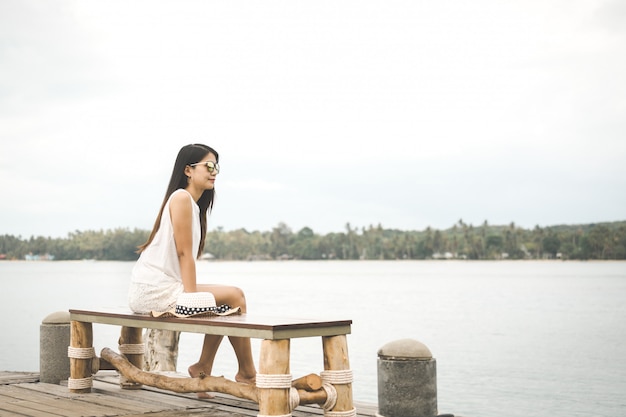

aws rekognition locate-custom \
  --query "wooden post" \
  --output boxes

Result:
[119,326,144,389]
[144,329,180,371]
[322,335,354,414]
[69,320,93,393]
[258,339,291,416]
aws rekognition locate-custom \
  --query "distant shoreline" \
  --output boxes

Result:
[2,219,625,261]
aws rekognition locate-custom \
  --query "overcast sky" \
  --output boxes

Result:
[1,0,625,238]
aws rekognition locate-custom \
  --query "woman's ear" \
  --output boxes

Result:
[184,165,192,178]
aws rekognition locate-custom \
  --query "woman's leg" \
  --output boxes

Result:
[193,284,257,383]
[188,334,224,399]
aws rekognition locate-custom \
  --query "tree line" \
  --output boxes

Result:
[1,220,625,262]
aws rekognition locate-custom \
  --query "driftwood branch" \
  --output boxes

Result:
[101,347,330,406]
[292,373,322,391]
[298,389,328,405]
[101,347,258,402]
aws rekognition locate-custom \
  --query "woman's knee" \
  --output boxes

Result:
[198,284,248,312]
[231,286,247,311]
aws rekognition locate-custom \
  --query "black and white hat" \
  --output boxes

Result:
[175,292,234,316]
[152,292,240,318]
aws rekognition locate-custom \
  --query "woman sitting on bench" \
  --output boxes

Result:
[128,143,257,398]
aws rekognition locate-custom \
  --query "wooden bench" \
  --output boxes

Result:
[68,308,355,417]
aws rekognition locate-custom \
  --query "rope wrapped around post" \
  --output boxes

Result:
[67,346,96,389]
[257,414,292,417]
[67,376,93,390]
[255,373,293,389]
[118,343,145,355]
[321,369,356,417]
[321,370,353,385]
[322,383,338,410]
[290,387,300,411]
[324,409,358,417]
[256,372,294,417]
[68,346,95,359]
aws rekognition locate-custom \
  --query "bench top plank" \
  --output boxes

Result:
[69,308,351,340]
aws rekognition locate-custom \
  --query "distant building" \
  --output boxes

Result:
[432,252,455,260]
[24,253,55,261]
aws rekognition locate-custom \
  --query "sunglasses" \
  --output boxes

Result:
[189,161,220,174]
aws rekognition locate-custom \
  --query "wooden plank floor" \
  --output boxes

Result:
[0,372,378,417]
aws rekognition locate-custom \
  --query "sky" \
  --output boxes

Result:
[1,0,625,238]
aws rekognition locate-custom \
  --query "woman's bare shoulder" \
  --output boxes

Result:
[169,189,192,210]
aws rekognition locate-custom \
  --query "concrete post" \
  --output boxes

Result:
[377,338,437,417]
[40,311,71,384]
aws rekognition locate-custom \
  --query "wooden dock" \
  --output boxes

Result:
[0,371,378,417]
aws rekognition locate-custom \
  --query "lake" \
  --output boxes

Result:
[1,260,625,417]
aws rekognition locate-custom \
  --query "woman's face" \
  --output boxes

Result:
[188,152,219,190]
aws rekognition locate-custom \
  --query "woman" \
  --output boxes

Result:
[128,143,256,397]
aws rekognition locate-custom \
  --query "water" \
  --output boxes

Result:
[1,260,625,417]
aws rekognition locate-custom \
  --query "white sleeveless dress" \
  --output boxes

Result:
[128,189,201,313]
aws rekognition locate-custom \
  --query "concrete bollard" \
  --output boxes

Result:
[377,338,437,417]
[40,311,71,384]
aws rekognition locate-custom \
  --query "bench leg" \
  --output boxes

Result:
[258,339,291,417]
[322,335,355,416]
[68,321,93,393]
[119,326,144,389]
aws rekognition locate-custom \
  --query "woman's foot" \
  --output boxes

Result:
[235,371,256,386]
[188,364,214,399]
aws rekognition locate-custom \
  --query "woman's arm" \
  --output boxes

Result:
[170,192,197,292]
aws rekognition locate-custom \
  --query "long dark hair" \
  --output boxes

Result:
[138,144,218,258]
